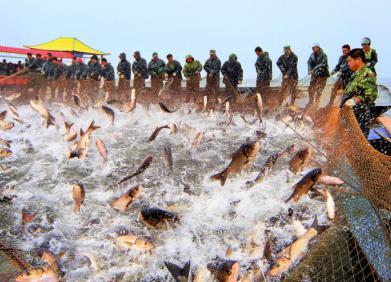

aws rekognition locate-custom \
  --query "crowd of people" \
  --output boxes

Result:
[0,59,24,76]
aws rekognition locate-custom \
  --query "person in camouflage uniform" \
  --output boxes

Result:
[53,58,67,100]
[339,48,378,137]
[87,55,101,101]
[164,54,182,93]
[361,37,378,75]
[132,51,148,96]
[183,54,202,101]
[25,53,44,95]
[329,44,353,106]
[101,58,116,100]
[221,53,243,102]
[117,52,131,100]
[148,52,165,96]
[255,46,272,96]
[307,43,330,107]
[204,49,221,97]
[276,45,298,106]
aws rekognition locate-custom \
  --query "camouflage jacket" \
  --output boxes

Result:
[276,52,298,80]
[308,49,329,78]
[204,57,221,77]
[255,52,272,81]
[164,60,183,79]
[183,60,202,78]
[117,59,131,80]
[66,63,78,80]
[132,58,148,79]
[75,62,88,80]
[88,61,102,80]
[333,54,353,86]
[364,48,378,75]
[345,67,378,105]
[221,60,243,84]
[101,63,115,81]
[148,59,165,77]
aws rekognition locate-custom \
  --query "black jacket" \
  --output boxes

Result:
[308,49,330,78]
[276,52,298,80]
[117,59,131,80]
[221,60,243,84]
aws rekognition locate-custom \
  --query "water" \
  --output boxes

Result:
[0,99,331,281]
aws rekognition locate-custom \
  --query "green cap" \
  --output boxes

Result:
[283,45,291,50]
[229,53,237,60]
[209,49,216,54]
[152,52,158,57]
[185,54,193,59]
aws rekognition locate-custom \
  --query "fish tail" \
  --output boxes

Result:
[88,120,100,132]
[5,140,12,148]
[47,114,56,128]
[210,170,228,186]
[164,261,191,282]
[284,193,294,203]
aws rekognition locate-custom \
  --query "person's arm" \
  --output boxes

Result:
[157,60,165,74]
[368,49,378,69]
[203,59,210,73]
[276,56,285,74]
[197,61,202,72]
[238,63,243,82]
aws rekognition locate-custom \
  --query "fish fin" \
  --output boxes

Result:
[164,261,190,282]
[46,114,56,128]
[310,216,330,234]
[87,120,100,132]
[210,170,228,186]
[284,192,294,203]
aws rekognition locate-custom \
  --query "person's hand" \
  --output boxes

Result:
[208,73,213,78]
[173,73,176,77]
[283,75,288,80]
[165,73,169,80]
[345,98,356,107]
[195,71,199,75]
[238,80,242,85]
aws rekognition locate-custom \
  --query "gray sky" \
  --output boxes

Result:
[2,0,390,79]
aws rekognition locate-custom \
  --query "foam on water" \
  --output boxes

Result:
[0,99,330,281]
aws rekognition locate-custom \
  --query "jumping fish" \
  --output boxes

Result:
[64,121,77,142]
[72,182,85,213]
[255,93,263,121]
[0,147,12,158]
[201,95,207,112]
[165,260,191,282]
[101,105,115,125]
[318,175,344,185]
[207,259,240,282]
[111,185,141,212]
[139,207,179,229]
[73,94,87,110]
[30,96,56,128]
[118,155,153,184]
[192,131,204,147]
[159,101,177,113]
[114,234,155,251]
[148,125,170,142]
[288,146,312,173]
[285,168,322,203]
[15,267,59,282]
[66,121,100,159]
[211,141,260,186]
[95,138,108,161]
[163,144,173,171]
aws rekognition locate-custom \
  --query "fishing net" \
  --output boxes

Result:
[286,106,391,282]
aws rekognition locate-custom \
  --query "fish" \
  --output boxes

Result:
[255,93,263,121]
[111,185,141,212]
[148,125,170,142]
[95,138,108,161]
[4,92,21,101]
[139,207,179,229]
[0,110,7,120]
[39,250,59,273]
[15,267,59,282]
[73,94,87,109]
[225,101,230,116]
[159,101,177,113]
[318,188,336,220]
[268,217,329,277]
[288,146,312,173]
[8,103,20,118]
[0,138,12,148]
[201,95,207,112]
[30,96,56,128]
[114,234,155,251]
[101,105,115,125]
[66,121,100,160]
[211,141,260,186]
[0,121,14,131]
[240,263,265,282]
[64,121,77,142]
[246,144,295,187]
[75,251,100,271]
[12,116,27,126]
[118,155,153,184]
[0,147,12,157]
[318,175,344,185]
[207,259,240,282]
[72,182,85,213]
[22,207,38,225]
[165,260,191,282]
[285,168,322,203]
[163,144,173,171]
[119,89,137,112]
[192,131,204,147]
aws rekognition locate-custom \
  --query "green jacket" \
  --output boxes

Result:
[345,67,378,105]
[183,60,202,78]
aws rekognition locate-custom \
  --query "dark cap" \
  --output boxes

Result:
[255,46,263,52]
[119,52,126,59]
[101,58,107,63]
[133,51,140,56]
[166,53,173,59]
[27,52,32,56]
[91,55,98,61]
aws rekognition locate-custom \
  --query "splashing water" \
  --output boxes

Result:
[0,99,330,281]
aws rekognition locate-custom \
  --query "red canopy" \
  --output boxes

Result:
[0,45,74,59]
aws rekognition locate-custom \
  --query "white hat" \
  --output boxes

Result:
[312,43,320,48]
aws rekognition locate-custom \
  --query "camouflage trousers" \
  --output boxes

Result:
[280,78,298,105]
[205,75,220,97]
[308,76,327,107]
